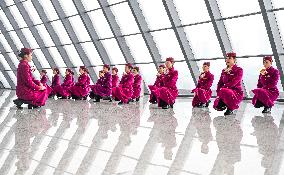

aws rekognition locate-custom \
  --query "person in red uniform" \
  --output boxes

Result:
[252,56,280,113]
[70,66,91,100]
[49,68,61,98]
[112,63,134,105]
[152,57,178,109]
[192,62,214,108]
[112,67,119,88]
[13,48,48,109]
[55,68,75,99]
[40,70,48,87]
[131,66,142,102]
[149,65,166,104]
[213,52,244,115]
[90,64,112,102]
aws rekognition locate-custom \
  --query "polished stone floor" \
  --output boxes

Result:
[0,90,283,175]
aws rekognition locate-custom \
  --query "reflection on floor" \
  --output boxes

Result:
[0,89,283,175]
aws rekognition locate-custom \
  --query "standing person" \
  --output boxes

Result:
[252,56,280,113]
[70,66,91,100]
[213,52,243,115]
[152,57,178,109]
[192,62,214,108]
[13,48,48,109]
[90,64,112,102]
[131,66,142,102]
[149,65,166,104]
[55,68,75,99]
[112,63,134,105]
[49,68,61,98]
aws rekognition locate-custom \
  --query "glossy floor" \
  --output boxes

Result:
[0,90,283,175]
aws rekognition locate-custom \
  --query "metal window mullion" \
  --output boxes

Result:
[98,0,149,93]
[0,68,14,88]
[72,0,112,65]
[127,0,162,69]
[162,0,200,85]
[258,0,284,89]
[0,3,47,81]
[14,0,58,71]
[0,81,3,88]
[31,0,79,78]
[0,41,17,75]
[204,0,249,97]
[50,0,98,83]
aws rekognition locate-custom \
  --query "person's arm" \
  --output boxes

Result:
[256,74,263,88]
[223,68,243,88]
[20,63,41,90]
[265,69,280,89]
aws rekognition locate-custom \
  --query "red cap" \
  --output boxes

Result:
[125,63,133,69]
[203,62,210,66]
[112,67,118,72]
[53,68,60,74]
[66,68,74,75]
[80,66,89,74]
[21,48,33,55]
[103,64,110,70]
[263,56,273,62]
[159,65,166,68]
[226,52,236,58]
[166,57,174,63]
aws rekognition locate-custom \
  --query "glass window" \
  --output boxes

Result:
[137,0,171,30]
[8,5,28,28]
[224,15,272,56]
[173,0,210,24]
[8,31,24,49]
[0,71,11,88]
[4,0,17,6]
[272,0,284,9]
[63,44,84,67]
[7,53,19,67]
[0,34,13,52]
[0,10,14,31]
[275,11,284,46]
[38,0,59,21]
[136,63,157,88]
[21,28,39,48]
[174,62,195,92]
[184,23,223,59]
[107,0,125,5]
[22,1,43,25]
[47,47,67,67]
[58,0,78,16]
[7,71,16,85]
[68,16,91,42]
[101,39,126,64]
[151,29,184,61]
[35,24,55,47]
[238,57,283,96]
[51,20,72,45]
[110,3,140,35]
[81,0,100,11]
[32,49,51,68]
[0,54,12,70]
[81,42,103,66]
[88,10,114,39]
[218,0,260,17]
[125,34,153,63]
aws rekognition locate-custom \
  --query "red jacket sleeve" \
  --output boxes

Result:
[256,74,263,88]
[20,63,40,90]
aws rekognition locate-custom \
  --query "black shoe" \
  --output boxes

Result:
[136,97,140,102]
[118,101,123,105]
[129,99,134,102]
[162,105,169,109]
[13,99,24,109]
[262,107,271,113]
[48,94,55,98]
[255,100,264,108]
[89,92,95,99]
[205,100,211,107]
[28,104,40,109]
[197,103,206,108]
[170,104,174,108]
[61,96,67,99]
[94,98,100,102]
[224,109,233,115]
[83,96,88,100]
[109,98,113,102]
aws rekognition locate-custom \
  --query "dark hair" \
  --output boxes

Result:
[133,66,139,72]
[53,68,60,74]
[112,67,118,73]
[66,68,74,75]
[80,66,89,74]
[99,70,104,74]
[41,69,47,74]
